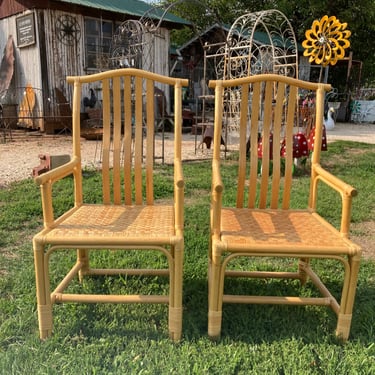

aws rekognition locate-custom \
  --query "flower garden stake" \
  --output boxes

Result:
[302,15,351,82]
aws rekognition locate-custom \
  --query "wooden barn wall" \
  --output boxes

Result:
[156,28,171,111]
[0,9,83,130]
[42,9,83,110]
[154,28,170,77]
[0,11,44,129]
[142,28,171,110]
[1,6,174,130]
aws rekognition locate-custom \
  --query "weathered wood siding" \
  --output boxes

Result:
[143,28,171,109]
[0,12,44,129]
[42,9,83,106]
[1,8,172,130]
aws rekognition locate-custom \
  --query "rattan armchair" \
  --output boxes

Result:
[208,74,361,341]
[33,69,188,341]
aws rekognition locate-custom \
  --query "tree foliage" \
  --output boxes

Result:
[163,0,375,86]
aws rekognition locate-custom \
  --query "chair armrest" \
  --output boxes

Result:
[34,157,80,186]
[212,159,224,194]
[313,164,357,198]
[211,159,224,237]
[311,164,357,237]
[34,157,80,228]
[174,158,184,233]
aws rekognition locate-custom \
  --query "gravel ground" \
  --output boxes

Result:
[0,131,208,187]
[1,122,374,187]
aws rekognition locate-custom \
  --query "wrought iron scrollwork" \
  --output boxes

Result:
[55,15,81,46]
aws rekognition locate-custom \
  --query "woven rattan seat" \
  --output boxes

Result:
[33,69,188,341]
[208,74,361,341]
[220,209,357,251]
[42,205,175,242]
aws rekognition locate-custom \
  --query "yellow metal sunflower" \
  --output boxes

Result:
[302,15,351,66]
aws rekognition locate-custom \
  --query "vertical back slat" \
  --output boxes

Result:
[282,84,298,209]
[112,76,122,204]
[248,81,260,208]
[145,79,154,205]
[311,85,325,164]
[134,76,143,205]
[270,81,286,209]
[174,79,184,230]
[309,84,326,208]
[72,79,83,206]
[102,78,111,204]
[212,82,224,161]
[259,81,273,208]
[174,81,183,161]
[236,83,249,208]
[123,75,133,205]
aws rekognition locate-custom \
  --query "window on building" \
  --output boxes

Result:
[84,18,115,71]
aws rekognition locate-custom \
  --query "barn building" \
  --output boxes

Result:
[0,0,189,133]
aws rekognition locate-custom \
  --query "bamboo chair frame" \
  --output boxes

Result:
[33,69,188,341]
[208,74,361,341]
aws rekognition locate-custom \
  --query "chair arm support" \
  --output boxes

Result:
[311,164,357,238]
[34,157,80,228]
[313,164,357,198]
[34,157,80,186]
[212,160,224,194]
[174,159,184,190]
[174,159,184,231]
[211,160,224,237]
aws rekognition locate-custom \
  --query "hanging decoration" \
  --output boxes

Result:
[55,15,81,46]
[302,15,351,67]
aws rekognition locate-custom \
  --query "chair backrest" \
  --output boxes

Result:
[209,74,331,210]
[67,68,188,206]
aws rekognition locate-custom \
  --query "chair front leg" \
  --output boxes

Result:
[33,239,53,339]
[336,254,361,341]
[169,242,183,341]
[208,241,224,339]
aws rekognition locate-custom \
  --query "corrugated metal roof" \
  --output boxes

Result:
[57,0,190,25]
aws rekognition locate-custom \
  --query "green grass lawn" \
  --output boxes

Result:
[0,141,374,374]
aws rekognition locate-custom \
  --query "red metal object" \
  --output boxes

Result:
[32,153,70,177]
[32,153,51,177]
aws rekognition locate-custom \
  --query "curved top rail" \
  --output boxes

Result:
[209,73,331,92]
[67,68,189,87]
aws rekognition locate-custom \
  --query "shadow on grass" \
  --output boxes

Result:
[180,274,375,345]
[42,259,375,346]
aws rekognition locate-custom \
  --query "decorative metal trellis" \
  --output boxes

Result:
[108,2,182,119]
[109,3,178,73]
[224,9,298,79]
[108,6,301,146]
[109,0,216,74]
[205,10,299,141]
[109,20,146,69]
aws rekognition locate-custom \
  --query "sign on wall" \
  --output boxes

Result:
[16,13,36,48]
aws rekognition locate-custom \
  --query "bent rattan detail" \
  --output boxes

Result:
[208,74,361,341]
[33,68,188,341]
